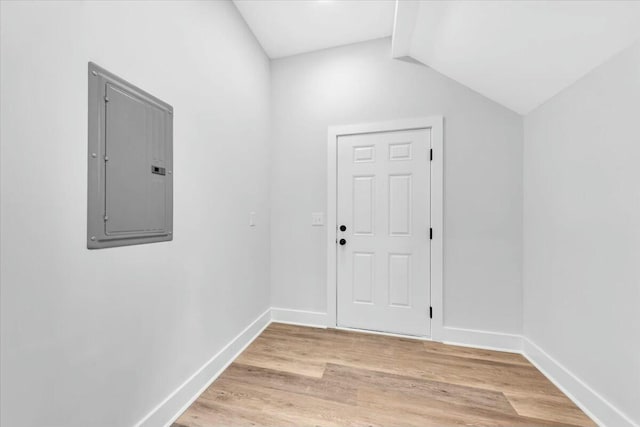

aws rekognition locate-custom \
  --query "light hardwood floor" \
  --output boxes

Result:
[173,323,595,426]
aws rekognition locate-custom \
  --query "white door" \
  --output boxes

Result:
[337,128,431,337]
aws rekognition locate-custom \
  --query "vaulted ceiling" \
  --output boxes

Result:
[233,0,640,114]
[233,0,395,59]
[393,1,640,114]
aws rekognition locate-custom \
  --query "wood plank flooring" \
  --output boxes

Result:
[173,323,595,426]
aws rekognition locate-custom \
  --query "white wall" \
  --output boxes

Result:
[523,41,640,426]
[270,38,523,335]
[0,1,271,426]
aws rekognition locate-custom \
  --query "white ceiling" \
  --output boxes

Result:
[234,0,640,115]
[232,0,395,59]
[397,1,640,114]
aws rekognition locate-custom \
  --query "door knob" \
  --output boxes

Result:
[340,225,347,232]
[339,238,346,246]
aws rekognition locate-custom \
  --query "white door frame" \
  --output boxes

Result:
[326,116,444,341]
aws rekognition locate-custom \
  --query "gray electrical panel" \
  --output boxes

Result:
[87,62,173,249]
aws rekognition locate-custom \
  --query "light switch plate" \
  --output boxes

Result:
[312,212,324,226]
[249,211,256,227]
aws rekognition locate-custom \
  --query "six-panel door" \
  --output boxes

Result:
[337,129,431,337]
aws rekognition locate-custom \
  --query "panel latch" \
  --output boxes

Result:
[151,165,166,176]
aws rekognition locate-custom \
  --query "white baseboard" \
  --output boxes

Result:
[523,338,638,427]
[269,310,523,354]
[134,308,272,427]
[442,326,523,353]
[270,307,328,328]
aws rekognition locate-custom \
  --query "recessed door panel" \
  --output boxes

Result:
[353,176,375,235]
[389,142,412,161]
[353,252,374,304]
[353,145,375,163]
[389,174,412,236]
[389,254,411,307]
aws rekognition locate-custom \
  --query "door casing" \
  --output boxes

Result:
[327,117,444,341]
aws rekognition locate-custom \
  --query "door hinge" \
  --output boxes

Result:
[430,228,433,240]
[430,148,433,161]
[104,96,110,103]
[429,306,433,319]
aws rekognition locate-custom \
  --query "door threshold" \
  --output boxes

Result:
[333,325,434,342]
